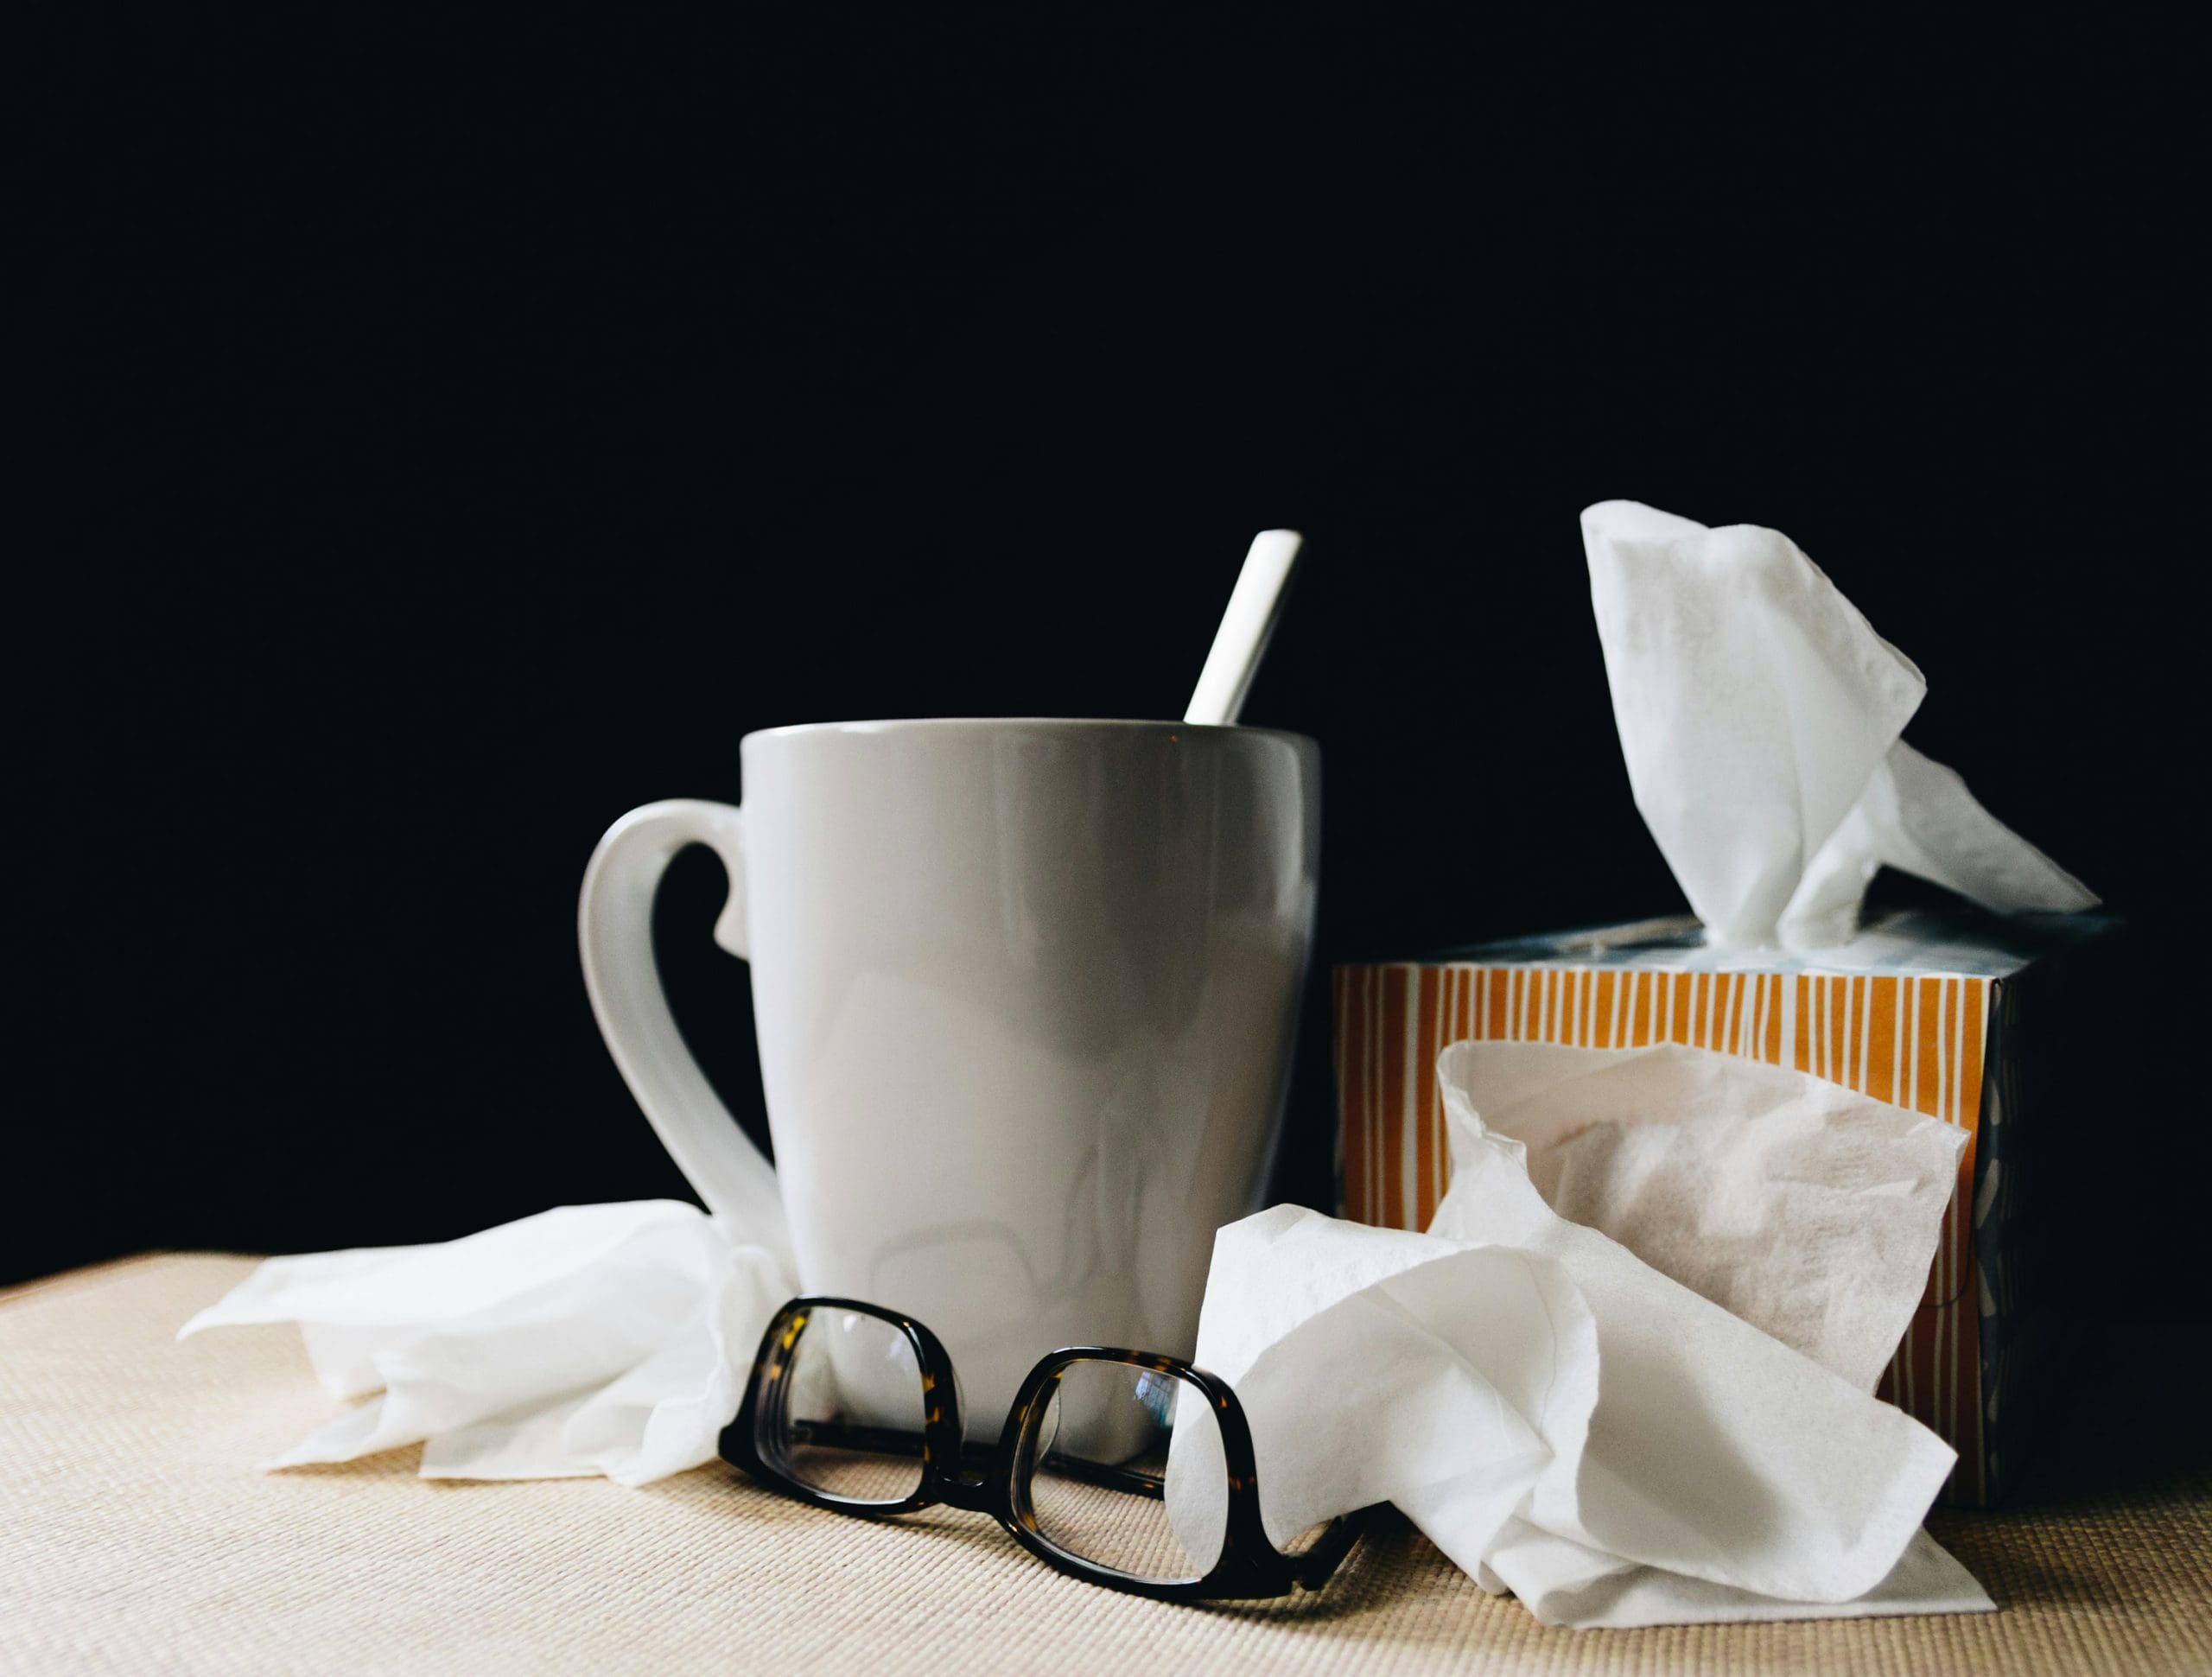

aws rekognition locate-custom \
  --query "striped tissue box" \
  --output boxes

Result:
[1332,907,2118,1508]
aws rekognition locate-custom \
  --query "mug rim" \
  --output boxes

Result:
[741,716,1318,750]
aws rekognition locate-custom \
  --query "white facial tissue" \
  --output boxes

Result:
[1442,1039,1966,1390]
[1175,1039,1994,1628]
[1582,499,2096,948]
[180,1200,791,1487]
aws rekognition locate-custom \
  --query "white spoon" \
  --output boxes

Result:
[1184,529,1304,726]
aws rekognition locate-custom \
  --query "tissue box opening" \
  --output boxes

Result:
[1332,905,2120,1509]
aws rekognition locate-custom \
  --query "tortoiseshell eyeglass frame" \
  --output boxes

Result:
[719,1296,1366,1602]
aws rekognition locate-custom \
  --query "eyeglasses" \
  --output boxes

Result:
[719,1296,1364,1601]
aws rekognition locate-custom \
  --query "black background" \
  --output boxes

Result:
[14,14,2200,1311]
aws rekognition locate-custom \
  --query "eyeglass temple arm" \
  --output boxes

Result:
[1290,1503,1378,1591]
[779,1416,1368,1591]
[788,1420,1166,1499]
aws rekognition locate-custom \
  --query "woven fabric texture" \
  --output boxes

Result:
[3,1255,2207,1675]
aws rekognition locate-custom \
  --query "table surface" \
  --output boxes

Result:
[3,1255,2207,1675]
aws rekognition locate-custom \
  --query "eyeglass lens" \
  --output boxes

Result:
[1020,1359,1230,1583]
[762,1305,931,1506]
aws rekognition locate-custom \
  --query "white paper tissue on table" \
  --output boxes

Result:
[1447,1039,1966,1391]
[1581,499,2096,949]
[180,1200,790,1487]
[1174,1039,1993,1629]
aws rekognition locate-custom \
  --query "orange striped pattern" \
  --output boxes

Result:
[1332,962,1994,1505]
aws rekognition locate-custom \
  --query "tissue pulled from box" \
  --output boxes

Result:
[1581,499,2095,948]
[180,1200,790,1486]
[1173,1039,1992,1628]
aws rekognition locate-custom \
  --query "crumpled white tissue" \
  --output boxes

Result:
[1447,1039,1966,1390]
[1176,1039,1994,1629]
[180,1200,790,1486]
[1582,499,2096,948]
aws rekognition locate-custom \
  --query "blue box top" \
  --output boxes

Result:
[1394,906,2120,980]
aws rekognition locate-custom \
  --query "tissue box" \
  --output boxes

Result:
[1332,905,2120,1507]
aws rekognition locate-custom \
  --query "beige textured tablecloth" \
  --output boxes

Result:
[3,1255,2208,1674]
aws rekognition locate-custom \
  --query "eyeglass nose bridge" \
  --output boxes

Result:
[905,1324,1000,1513]
[925,1442,1013,1513]
[934,1465,1001,1515]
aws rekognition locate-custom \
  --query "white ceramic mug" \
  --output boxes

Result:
[579,718,1319,1430]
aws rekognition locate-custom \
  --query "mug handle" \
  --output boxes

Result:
[578,798,793,1267]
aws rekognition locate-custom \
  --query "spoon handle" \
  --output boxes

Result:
[1185,530,1303,727]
